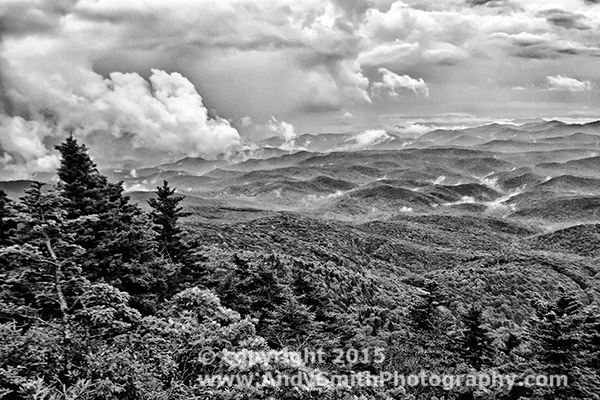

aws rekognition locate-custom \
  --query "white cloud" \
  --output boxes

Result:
[546,75,593,92]
[396,123,433,136]
[358,42,420,66]
[4,66,242,159]
[341,129,392,150]
[372,68,430,97]
[107,69,241,157]
[422,42,470,64]
[240,116,253,128]
[0,65,243,176]
[267,117,297,150]
[0,116,52,162]
[0,115,60,179]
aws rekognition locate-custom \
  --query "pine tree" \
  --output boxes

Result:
[56,136,109,217]
[1,182,85,329]
[0,182,147,396]
[585,306,600,370]
[0,189,16,246]
[53,136,172,308]
[147,180,190,262]
[409,282,446,331]
[535,294,582,371]
[458,306,494,370]
[530,293,600,399]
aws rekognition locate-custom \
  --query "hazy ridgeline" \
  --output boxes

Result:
[1,121,600,399]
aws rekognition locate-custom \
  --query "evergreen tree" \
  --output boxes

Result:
[0,189,16,246]
[56,136,114,217]
[409,282,446,331]
[535,294,582,372]
[261,289,320,349]
[5,183,86,319]
[53,136,171,308]
[458,306,494,370]
[530,293,600,399]
[585,306,600,370]
[147,180,190,262]
[0,182,143,397]
[504,331,521,355]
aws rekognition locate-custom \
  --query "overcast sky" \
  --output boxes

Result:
[1,0,599,177]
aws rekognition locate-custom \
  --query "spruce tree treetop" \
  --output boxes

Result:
[52,136,164,297]
[55,136,111,217]
[55,136,98,187]
[148,180,190,262]
[458,306,494,370]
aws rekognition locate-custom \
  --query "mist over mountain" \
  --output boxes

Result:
[4,119,599,226]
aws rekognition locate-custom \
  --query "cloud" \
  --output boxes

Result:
[0,0,78,37]
[361,2,476,45]
[1,0,373,127]
[0,115,60,179]
[341,129,393,150]
[97,69,242,158]
[466,0,507,6]
[267,117,297,150]
[489,32,600,58]
[422,42,470,64]
[372,68,430,97]
[107,69,242,157]
[240,116,253,128]
[357,42,420,66]
[541,9,590,30]
[546,75,593,92]
[0,67,243,175]
[396,123,434,136]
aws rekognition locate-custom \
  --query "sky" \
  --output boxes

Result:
[1,0,599,177]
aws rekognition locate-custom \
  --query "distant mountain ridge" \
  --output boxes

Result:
[2,119,600,224]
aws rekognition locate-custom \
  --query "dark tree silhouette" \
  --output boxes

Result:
[0,189,16,246]
[458,306,494,370]
[148,180,190,261]
[409,282,446,331]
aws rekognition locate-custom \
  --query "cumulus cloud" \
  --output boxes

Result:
[19,67,241,157]
[372,68,430,97]
[0,116,60,179]
[396,123,434,136]
[240,116,253,128]
[341,129,393,150]
[267,117,297,150]
[0,67,242,177]
[546,75,593,92]
[109,69,242,156]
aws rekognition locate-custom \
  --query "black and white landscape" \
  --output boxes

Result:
[1,0,600,399]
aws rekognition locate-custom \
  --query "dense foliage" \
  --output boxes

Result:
[1,138,599,399]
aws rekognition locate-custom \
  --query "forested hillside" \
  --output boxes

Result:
[1,137,599,400]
